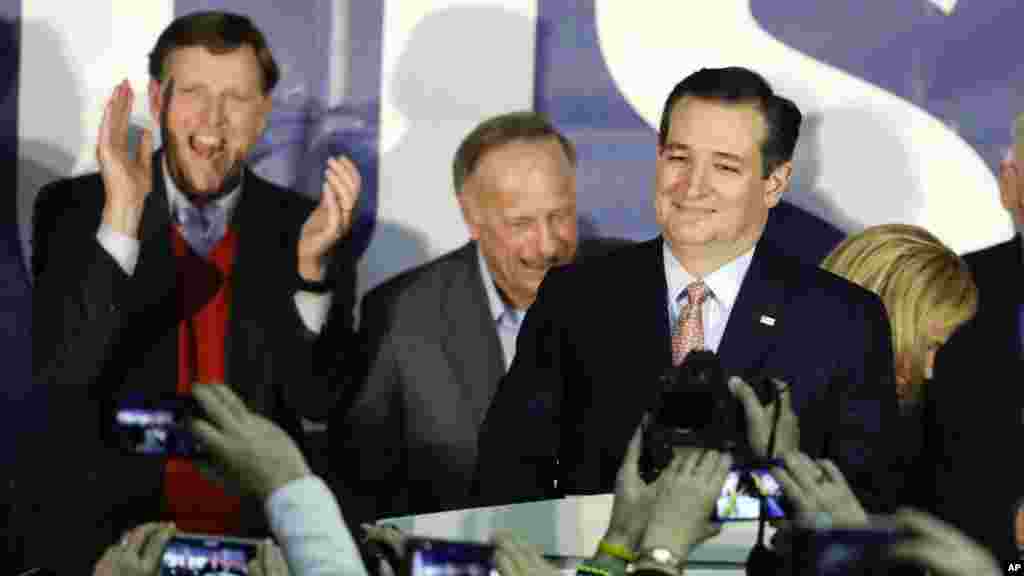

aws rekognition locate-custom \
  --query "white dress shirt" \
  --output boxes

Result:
[477,246,525,370]
[94,159,332,333]
[663,239,756,352]
[265,475,369,576]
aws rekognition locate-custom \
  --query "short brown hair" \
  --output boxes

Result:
[148,11,279,94]
[453,111,576,195]
[821,224,977,403]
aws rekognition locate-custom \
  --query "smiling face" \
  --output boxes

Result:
[148,44,271,197]
[459,137,577,310]
[655,96,790,274]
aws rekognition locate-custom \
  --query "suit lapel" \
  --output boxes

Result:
[441,243,505,430]
[716,240,786,381]
[226,168,266,406]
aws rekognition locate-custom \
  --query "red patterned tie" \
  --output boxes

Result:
[672,281,709,365]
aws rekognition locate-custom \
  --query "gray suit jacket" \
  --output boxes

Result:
[330,237,629,524]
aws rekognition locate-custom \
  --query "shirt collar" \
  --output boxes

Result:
[476,243,525,324]
[163,155,243,223]
[663,239,756,309]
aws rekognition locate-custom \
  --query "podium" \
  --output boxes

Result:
[382,493,773,575]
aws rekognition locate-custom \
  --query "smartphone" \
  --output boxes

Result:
[160,533,260,576]
[110,393,204,457]
[403,538,498,576]
[790,524,910,576]
[712,465,786,522]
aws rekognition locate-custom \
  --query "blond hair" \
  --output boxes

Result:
[821,224,977,403]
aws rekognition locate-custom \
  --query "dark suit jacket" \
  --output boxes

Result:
[474,236,899,513]
[25,154,351,573]
[921,234,1022,566]
[330,237,631,525]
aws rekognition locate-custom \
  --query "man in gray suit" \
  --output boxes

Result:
[330,112,620,525]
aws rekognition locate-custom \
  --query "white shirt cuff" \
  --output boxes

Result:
[265,475,368,576]
[96,222,140,275]
[294,291,333,334]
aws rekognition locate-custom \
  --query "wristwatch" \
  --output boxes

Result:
[627,547,683,575]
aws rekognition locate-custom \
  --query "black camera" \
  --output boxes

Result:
[639,350,778,483]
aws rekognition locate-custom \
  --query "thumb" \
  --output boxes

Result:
[730,377,765,426]
[622,413,647,477]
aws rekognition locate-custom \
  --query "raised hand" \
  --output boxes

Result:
[190,382,311,501]
[639,449,732,559]
[97,79,155,237]
[603,415,659,553]
[297,156,361,282]
[771,452,868,528]
[887,508,1002,576]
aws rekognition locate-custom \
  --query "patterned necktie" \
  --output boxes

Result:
[176,200,227,258]
[672,281,709,366]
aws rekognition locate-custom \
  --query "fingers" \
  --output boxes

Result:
[138,522,176,569]
[320,178,341,240]
[265,539,289,576]
[818,460,847,488]
[98,90,114,165]
[621,414,647,479]
[192,384,236,432]
[771,463,816,520]
[327,156,361,210]
[193,382,248,430]
[113,81,133,146]
[208,382,250,420]
[780,451,823,493]
[729,376,764,421]
[890,507,957,546]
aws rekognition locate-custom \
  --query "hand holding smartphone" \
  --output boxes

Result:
[160,533,261,576]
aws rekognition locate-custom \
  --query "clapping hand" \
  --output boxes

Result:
[297,156,361,282]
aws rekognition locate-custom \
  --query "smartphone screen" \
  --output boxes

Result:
[712,466,785,522]
[160,534,259,576]
[111,394,204,457]
[404,538,498,576]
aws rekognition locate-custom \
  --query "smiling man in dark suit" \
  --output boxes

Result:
[330,112,630,527]
[27,11,359,572]
[473,68,899,538]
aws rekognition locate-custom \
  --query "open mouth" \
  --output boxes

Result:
[189,134,226,161]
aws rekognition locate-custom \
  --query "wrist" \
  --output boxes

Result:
[638,531,691,561]
[103,202,143,237]
[297,258,325,283]
[600,529,638,556]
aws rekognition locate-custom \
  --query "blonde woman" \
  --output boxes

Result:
[821,224,977,408]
